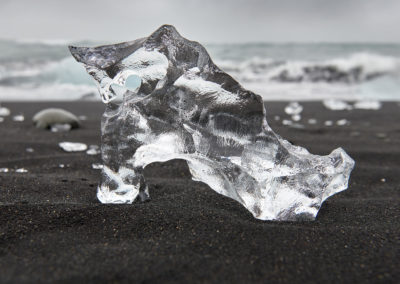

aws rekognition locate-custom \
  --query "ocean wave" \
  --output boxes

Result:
[0,46,399,101]
[217,52,400,84]
[0,57,93,87]
[0,84,97,101]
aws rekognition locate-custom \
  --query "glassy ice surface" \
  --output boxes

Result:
[51,123,72,132]
[12,114,24,122]
[323,99,353,110]
[70,25,355,221]
[92,163,104,170]
[284,102,303,121]
[353,100,381,110]
[0,106,10,116]
[336,119,349,126]
[86,145,100,155]
[59,142,87,152]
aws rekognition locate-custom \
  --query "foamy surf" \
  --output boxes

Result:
[0,40,399,101]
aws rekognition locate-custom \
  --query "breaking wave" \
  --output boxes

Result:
[0,39,399,101]
[217,52,400,84]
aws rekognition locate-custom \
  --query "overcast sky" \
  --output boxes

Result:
[1,0,399,43]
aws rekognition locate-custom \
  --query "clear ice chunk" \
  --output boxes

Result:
[86,145,100,155]
[59,142,87,152]
[284,102,303,121]
[0,106,10,116]
[51,123,72,132]
[92,163,104,170]
[336,119,349,126]
[353,100,381,110]
[69,25,355,221]
[12,114,24,122]
[323,99,352,111]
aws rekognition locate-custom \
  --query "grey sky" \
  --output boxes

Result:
[1,0,399,43]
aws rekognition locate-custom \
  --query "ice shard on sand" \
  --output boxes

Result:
[69,25,355,221]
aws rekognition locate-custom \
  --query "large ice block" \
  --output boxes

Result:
[69,25,355,221]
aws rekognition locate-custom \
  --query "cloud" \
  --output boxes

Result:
[0,0,399,42]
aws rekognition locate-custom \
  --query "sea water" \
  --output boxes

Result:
[0,39,399,101]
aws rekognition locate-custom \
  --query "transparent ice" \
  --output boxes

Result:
[323,99,352,111]
[86,145,100,155]
[284,102,303,121]
[92,163,104,170]
[336,119,349,126]
[51,123,72,132]
[59,142,87,152]
[353,100,381,110]
[70,25,355,221]
[12,114,24,122]
[0,106,10,116]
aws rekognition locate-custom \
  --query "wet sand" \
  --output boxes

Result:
[0,101,399,283]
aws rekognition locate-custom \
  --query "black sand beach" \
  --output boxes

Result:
[0,101,398,283]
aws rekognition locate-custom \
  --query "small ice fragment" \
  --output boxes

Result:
[290,123,305,129]
[324,120,333,126]
[0,168,9,173]
[285,102,303,115]
[59,142,87,152]
[336,119,349,126]
[51,123,72,132]
[375,133,387,139]
[59,164,65,168]
[353,100,381,110]
[380,178,386,183]
[0,117,4,122]
[274,115,280,121]
[291,114,301,121]
[78,115,87,120]
[0,106,10,116]
[86,145,100,155]
[26,148,34,153]
[16,168,28,173]
[308,118,317,124]
[323,99,352,111]
[92,163,103,170]
[13,114,24,122]
[282,119,292,126]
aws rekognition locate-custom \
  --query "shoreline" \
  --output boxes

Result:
[0,101,398,283]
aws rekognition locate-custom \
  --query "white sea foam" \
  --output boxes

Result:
[1,38,400,101]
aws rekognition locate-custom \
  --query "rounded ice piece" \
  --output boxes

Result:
[0,106,10,116]
[285,102,303,115]
[33,108,80,129]
[59,142,87,152]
